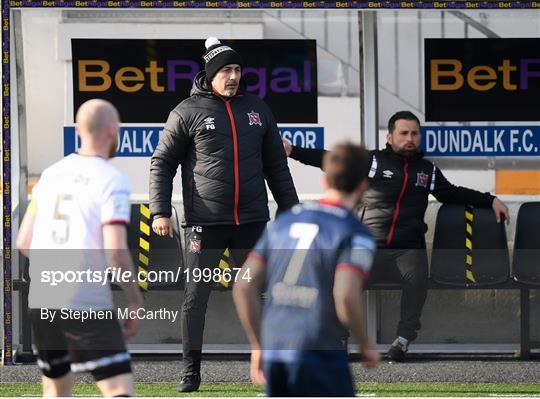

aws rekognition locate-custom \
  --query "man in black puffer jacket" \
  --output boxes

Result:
[150,37,298,391]
[284,111,509,362]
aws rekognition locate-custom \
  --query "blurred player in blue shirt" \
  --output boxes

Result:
[233,142,380,397]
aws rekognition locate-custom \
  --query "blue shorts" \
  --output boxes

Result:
[263,360,354,397]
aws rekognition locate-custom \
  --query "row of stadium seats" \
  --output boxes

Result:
[126,202,540,289]
[431,202,539,287]
[367,201,540,360]
[125,201,538,359]
[12,202,539,362]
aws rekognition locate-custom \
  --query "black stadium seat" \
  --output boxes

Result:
[431,204,510,286]
[513,202,540,286]
[127,203,184,290]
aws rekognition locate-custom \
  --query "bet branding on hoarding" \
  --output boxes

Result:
[72,39,318,124]
[425,38,540,122]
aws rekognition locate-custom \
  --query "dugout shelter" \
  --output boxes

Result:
[2,2,539,363]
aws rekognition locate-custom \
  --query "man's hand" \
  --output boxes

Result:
[152,217,173,237]
[361,345,380,369]
[249,349,266,385]
[492,197,510,224]
[282,140,292,157]
[122,303,141,340]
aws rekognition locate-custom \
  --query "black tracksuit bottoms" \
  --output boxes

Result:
[365,248,429,342]
[181,222,266,375]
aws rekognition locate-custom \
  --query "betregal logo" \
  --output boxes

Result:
[430,58,540,91]
[425,38,540,122]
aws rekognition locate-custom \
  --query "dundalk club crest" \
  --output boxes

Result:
[416,171,429,188]
[247,110,262,126]
[189,238,201,254]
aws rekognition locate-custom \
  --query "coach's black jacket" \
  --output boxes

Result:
[150,71,298,226]
[290,144,494,249]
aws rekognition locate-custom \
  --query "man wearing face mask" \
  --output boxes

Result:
[149,37,298,392]
[283,111,509,362]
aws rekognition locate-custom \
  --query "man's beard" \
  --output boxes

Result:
[396,146,419,158]
[224,87,238,97]
[109,140,117,158]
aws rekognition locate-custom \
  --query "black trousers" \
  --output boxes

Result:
[365,248,429,342]
[181,222,266,375]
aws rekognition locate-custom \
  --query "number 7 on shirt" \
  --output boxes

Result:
[283,223,319,285]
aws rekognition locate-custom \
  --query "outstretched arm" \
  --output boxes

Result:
[431,167,510,224]
[283,140,326,170]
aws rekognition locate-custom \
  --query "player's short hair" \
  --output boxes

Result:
[387,110,420,133]
[323,142,370,194]
[76,99,119,136]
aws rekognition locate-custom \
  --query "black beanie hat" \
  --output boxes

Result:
[203,37,243,81]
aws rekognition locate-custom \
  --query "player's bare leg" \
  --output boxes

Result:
[42,372,75,397]
[96,373,136,397]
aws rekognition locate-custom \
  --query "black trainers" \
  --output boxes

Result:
[177,374,201,392]
[387,337,408,362]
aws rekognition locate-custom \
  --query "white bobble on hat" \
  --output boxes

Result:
[205,37,221,49]
[203,36,243,80]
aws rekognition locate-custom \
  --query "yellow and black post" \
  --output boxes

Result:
[218,248,231,289]
[138,203,151,291]
[465,205,476,284]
